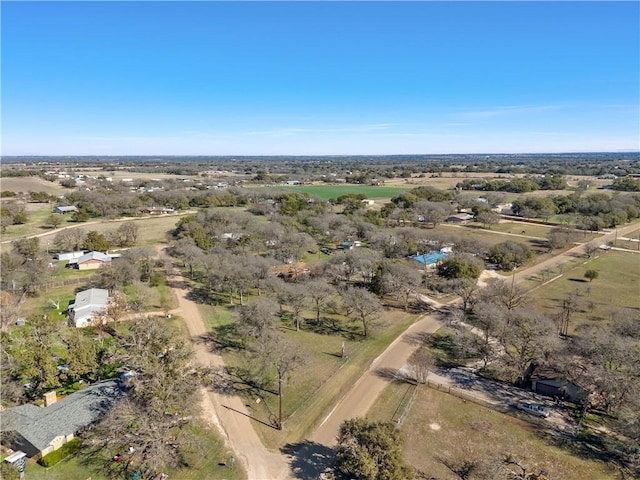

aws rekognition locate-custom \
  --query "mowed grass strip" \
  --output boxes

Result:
[279,184,409,200]
[528,250,640,332]
[368,383,617,480]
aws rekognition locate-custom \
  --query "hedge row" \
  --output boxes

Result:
[38,438,82,467]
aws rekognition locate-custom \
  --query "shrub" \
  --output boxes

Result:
[38,438,82,467]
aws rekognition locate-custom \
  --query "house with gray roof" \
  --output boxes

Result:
[67,251,112,270]
[52,205,78,214]
[0,379,125,458]
[67,288,109,328]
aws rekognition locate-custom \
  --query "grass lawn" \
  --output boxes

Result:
[527,250,640,333]
[368,383,618,480]
[279,184,409,200]
[198,299,418,449]
[23,424,245,480]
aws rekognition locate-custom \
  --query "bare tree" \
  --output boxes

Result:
[341,287,383,338]
[305,278,335,323]
[237,298,278,347]
[407,346,436,384]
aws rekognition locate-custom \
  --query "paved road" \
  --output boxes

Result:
[161,248,291,480]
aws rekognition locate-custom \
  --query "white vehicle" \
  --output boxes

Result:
[517,402,549,418]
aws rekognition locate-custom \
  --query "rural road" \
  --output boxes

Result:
[160,247,291,480]
[510,222,639,286]
[310,313,443,446]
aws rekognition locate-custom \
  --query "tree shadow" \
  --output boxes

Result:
[303,316,361,340]
[201,323,244,352]
[403,331,433,346]
[282,441,336,480]
[374,367,413,384]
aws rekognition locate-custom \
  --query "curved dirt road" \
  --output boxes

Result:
[164,252,291,480]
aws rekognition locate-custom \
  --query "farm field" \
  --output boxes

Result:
[1,213,187,251]
[0,176,68,195]
[279,184,409,200]
[527,250,640,332]
[368,383,617,480]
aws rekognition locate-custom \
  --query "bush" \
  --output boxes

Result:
[38,438,82,467]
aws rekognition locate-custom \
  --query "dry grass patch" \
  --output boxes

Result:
[369,384,617,480]
[527,250,640,332]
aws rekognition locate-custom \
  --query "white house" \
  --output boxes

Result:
[67,288,109,328]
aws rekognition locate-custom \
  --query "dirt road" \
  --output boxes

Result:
[163,250,291,480]
[310,313,442,446]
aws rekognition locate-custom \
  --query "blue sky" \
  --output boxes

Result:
[2,1,639,155]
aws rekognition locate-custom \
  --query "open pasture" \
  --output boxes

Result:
[0,176,68,195]
[368,384,617,480]
[527,250,640,332]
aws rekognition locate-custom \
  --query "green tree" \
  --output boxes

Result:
[62,329,98,383]
[46,214,63,229]
[487,241,533,271]
[84,230,110,251]
[335,418,414,480]
[89,316,204,478]
[584,269,599,283]
[18,314,60,397]
[436,255,483,280]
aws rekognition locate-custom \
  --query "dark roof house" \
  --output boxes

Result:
[0,379,125,457]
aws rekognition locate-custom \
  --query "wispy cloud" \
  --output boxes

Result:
[457,104,569,119]
[241,123,394,137]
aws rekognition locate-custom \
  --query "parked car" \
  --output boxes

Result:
[517,402,549,418]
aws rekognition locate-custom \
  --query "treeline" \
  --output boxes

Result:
[456,174,567,193]
[512,192,640,228]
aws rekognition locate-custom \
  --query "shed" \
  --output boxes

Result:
[55,251,87,261]
[446,213,474,224]
[52,206,78,214]
[531,378,588,402]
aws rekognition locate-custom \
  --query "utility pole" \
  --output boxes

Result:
[278,376,283,430]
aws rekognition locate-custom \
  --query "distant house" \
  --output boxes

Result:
[446,213,474,224]
[0,379,125,458]
[67,288,109,327]
[67,251,111,270]
[413,250,447,268]
[531,378,588,403]
[52,206,78,214]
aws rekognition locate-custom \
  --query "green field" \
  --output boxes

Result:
[368,383,617,480]
[279,184,409,200]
